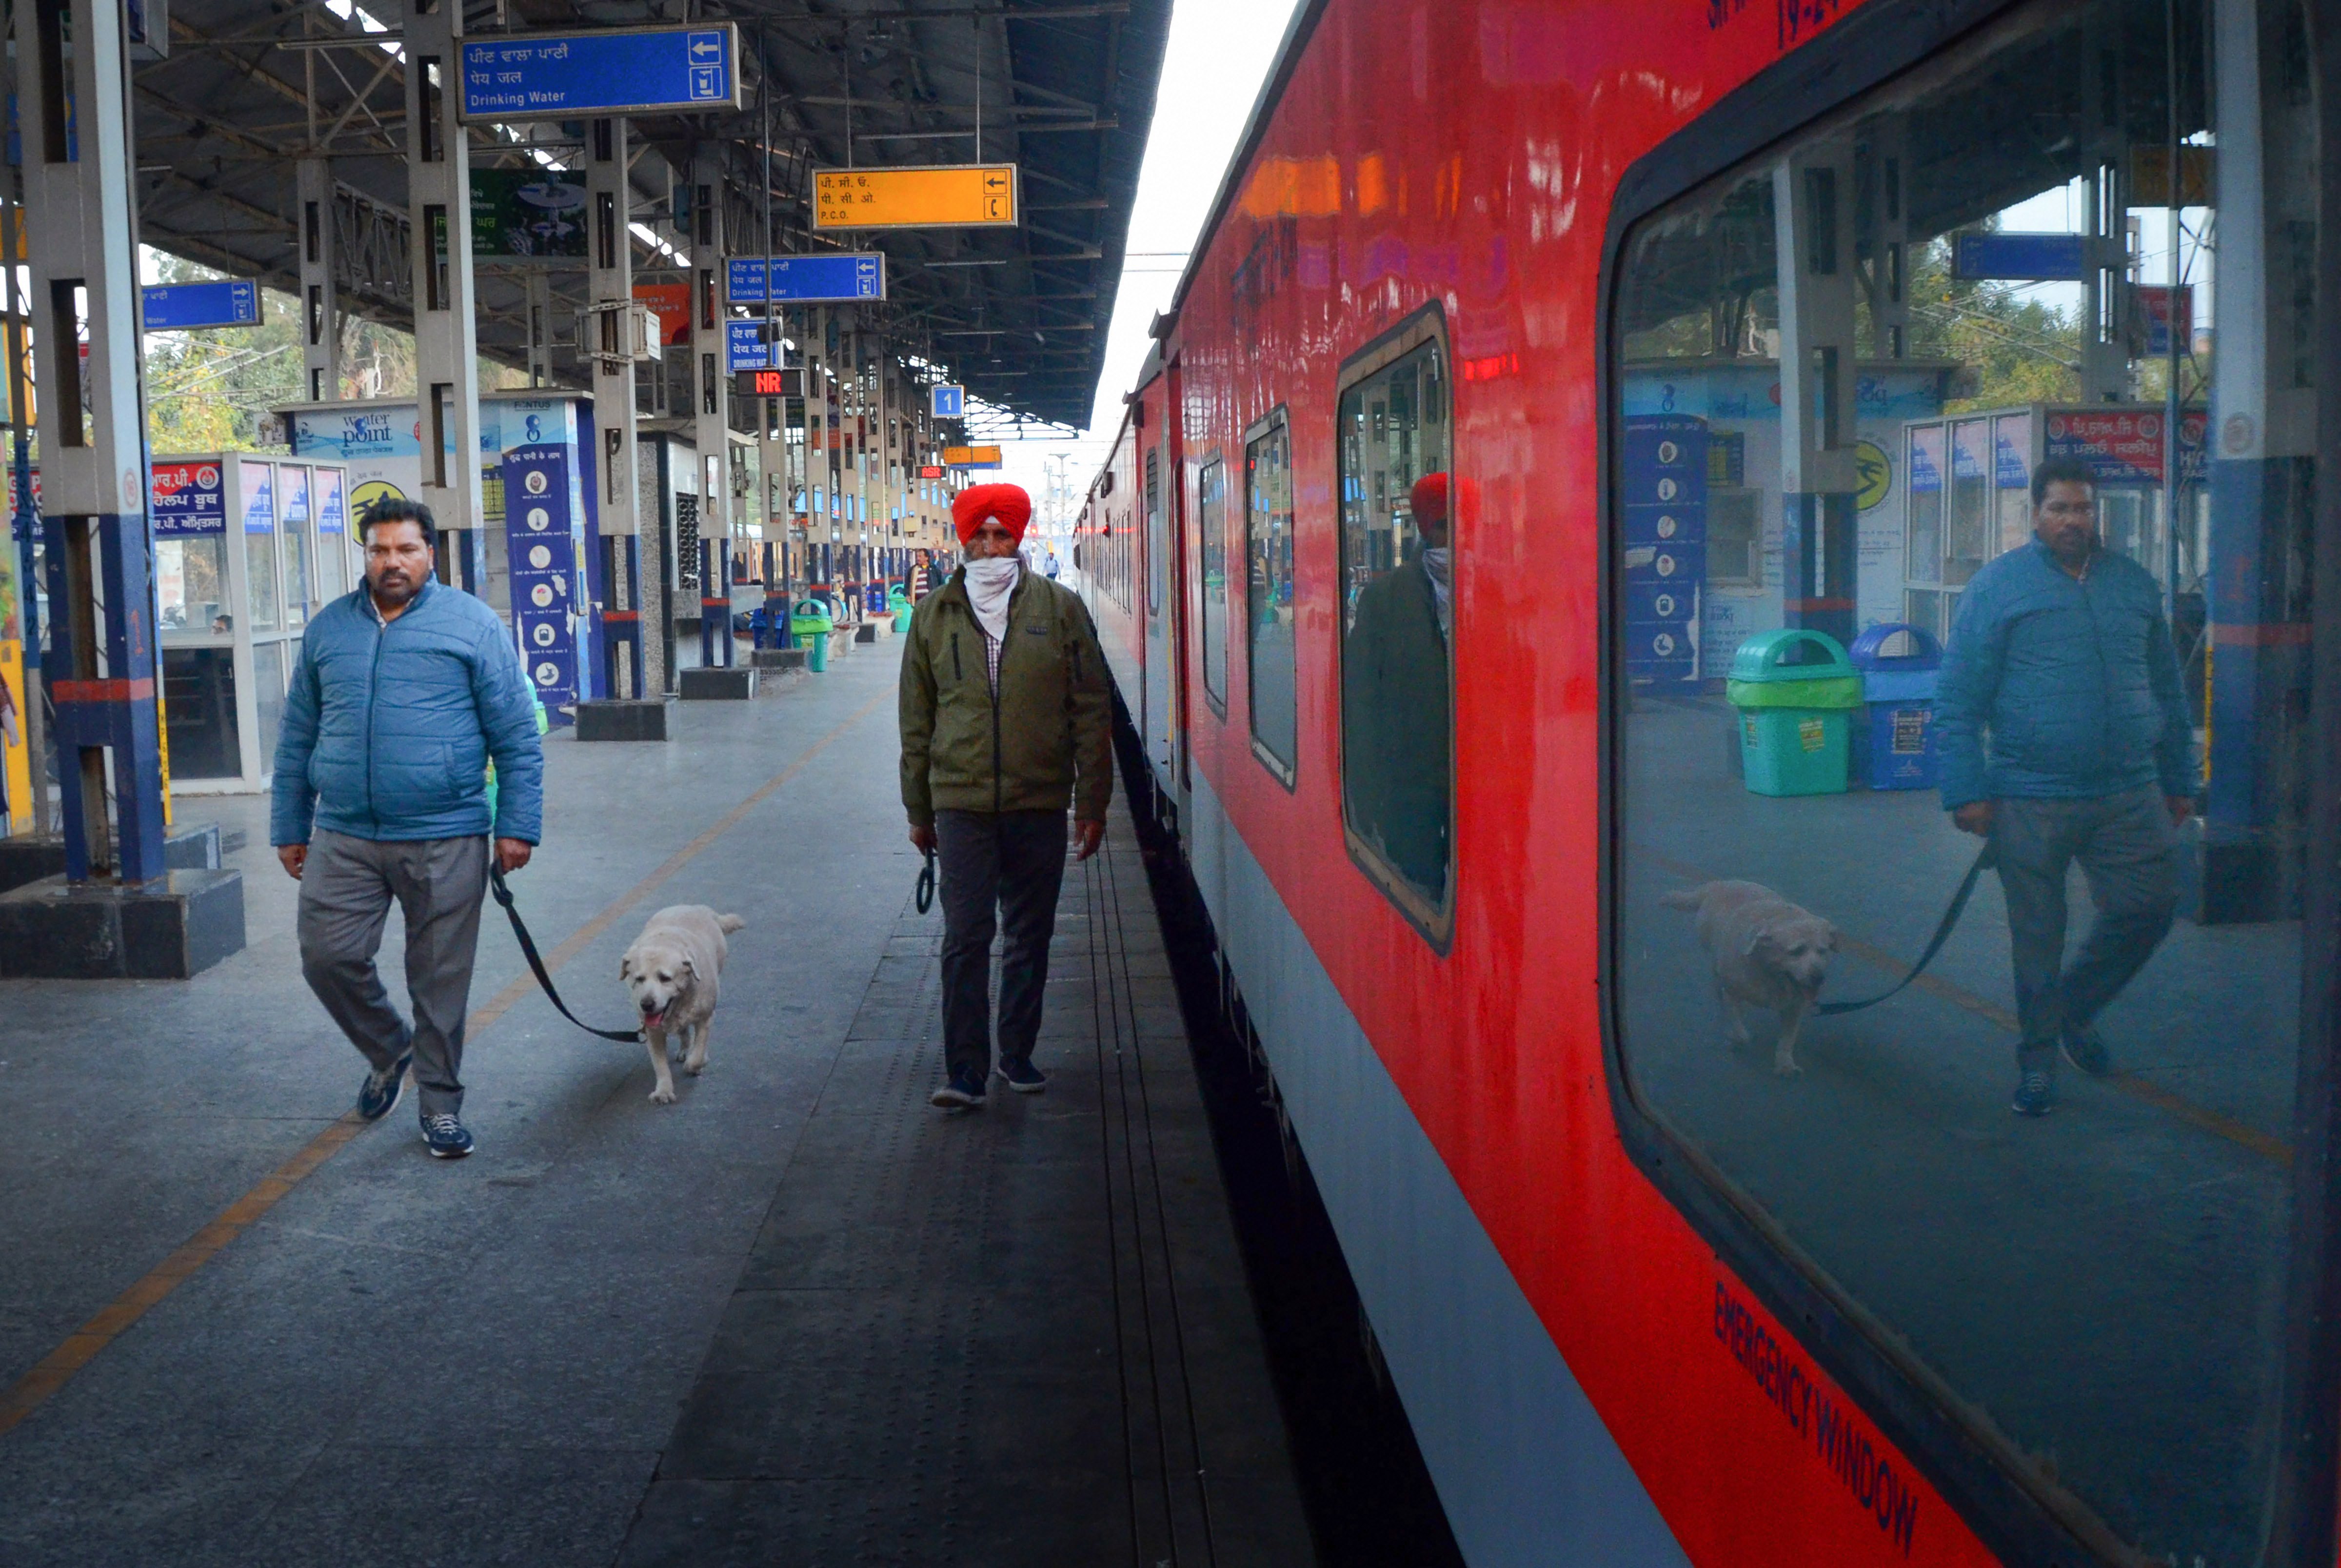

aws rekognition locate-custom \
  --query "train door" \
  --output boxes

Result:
[1164,356,1192,807]
[1143,399,1175,793]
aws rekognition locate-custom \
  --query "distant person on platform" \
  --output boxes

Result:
[899,482,1113,1110]
[1341,470,1455,902]
[1935,455,2193,1118]
[271,498,544,1160]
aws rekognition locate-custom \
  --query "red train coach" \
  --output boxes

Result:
[1077,0,2341,1564]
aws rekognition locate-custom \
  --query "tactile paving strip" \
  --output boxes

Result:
[616,813,1310,1566]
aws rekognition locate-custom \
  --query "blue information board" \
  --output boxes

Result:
[504,444,585,722]
[1621,414,1707,685]
[725,254,885,304]
[1953,232,2087,282]
[931,384,965,419]
[459,25,740,121]
[142,280,260,332]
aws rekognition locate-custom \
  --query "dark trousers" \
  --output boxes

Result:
[297,829,490,1117]
[937,808,1070,1079]
[1990,788,2180,1072]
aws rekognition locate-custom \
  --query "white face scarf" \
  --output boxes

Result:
[1420,547,1452,638]
[964,556,1022,643]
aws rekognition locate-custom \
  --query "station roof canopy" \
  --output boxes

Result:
[129,0,1172,429]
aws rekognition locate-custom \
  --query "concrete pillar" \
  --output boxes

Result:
[690,149,732,667]
[402,0,486,595]
[1863,120,1910,361]
[524,270,553,388]
[297,159,342,404]
[586,118,651,697]
[20,0,166,882]
[2199,0,2319,919]
[1772,143,1859,647]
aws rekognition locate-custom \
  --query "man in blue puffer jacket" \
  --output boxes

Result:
[271,499,544,1159]
[1935,456,2195,1118]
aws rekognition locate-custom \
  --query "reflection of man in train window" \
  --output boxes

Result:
[1935,456,2194,1119]
[1343,472,1452,900]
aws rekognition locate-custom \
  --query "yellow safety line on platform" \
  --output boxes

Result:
[1646,852,2293,1168]
[0,685,893,1438]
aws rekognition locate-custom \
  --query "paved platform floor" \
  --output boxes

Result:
[0,642,1311,1567]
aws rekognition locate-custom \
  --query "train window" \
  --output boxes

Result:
[1609,1,2323,1561]
[1199,457,1229,714]
[1339,316,1451,933]
[1146,448,1163,617]
[1246,412,1296,782]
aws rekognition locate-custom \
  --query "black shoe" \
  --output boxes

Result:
[357,1051,414,1121]
[929,1066,988,1109]
[995,1057,1048,1094]
[2011,1069,2057,1117]
[420,1112,475,1158]
[2060,1024,2111,1077]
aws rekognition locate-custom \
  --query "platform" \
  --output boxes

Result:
[0,651,1312,1566]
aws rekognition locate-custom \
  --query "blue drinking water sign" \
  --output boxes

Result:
[727,320,770,372]
[725,254,886,304]
[931,384,965,419]
[458,24,742,122]
[1953,232,2087,282]
[142,280,260,332]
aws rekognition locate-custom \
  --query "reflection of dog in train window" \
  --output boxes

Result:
[1662,881,1839,1076]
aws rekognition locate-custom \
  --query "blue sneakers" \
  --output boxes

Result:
[357,1051,414,1121]
[995,1056,1048,1094]
[2061,1024,2111,1077]
[930,1066,988,1109]
[2011,1070,2057,1117]
[420,1112,475,1158]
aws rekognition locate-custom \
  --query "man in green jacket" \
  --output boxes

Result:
[901,482,1114,1108]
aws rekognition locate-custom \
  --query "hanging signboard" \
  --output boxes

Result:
[931,384,965,419]
[726,254,886,303]
[458,23,742,121]
[1952,232,2087,282]
[734,367,804,400]
[812,165,1018,231]
[142,280,260,332]
[472,169,589,259]
[2135,284,2194,357]
[943,444,1003,469]
[727,320,770,372]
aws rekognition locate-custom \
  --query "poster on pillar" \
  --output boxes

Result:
[471,169,589,260]
[503,443,589,725]
[1620,414,1706,685]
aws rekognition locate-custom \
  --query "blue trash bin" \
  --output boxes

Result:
[1846,623,1942,791]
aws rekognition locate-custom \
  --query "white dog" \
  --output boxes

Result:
[618,905,746,1104]
[1661,881,1839,1076]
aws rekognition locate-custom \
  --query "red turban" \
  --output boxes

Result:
[1409,472,1476,529]
[952,482,1032,547]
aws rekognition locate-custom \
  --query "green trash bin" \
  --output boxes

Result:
[1726,629,1862,797]
[790,598,835,673]
[888,586,913,635]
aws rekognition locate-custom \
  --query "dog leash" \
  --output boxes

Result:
[915,847,937,913]
[488,865,645,1043]
[1813,843,1997,1016]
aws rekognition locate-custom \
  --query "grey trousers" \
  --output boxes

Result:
[1990,788,2180,1072]
[936,809,1071,1079]
[297,829,491,1117]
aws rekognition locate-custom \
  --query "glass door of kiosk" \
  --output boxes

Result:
[155,453,350,793]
